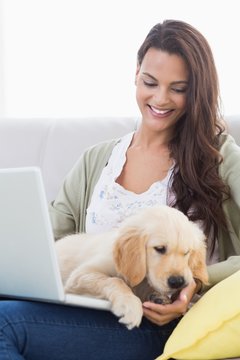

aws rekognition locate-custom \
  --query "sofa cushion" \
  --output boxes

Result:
[156,270,240,360]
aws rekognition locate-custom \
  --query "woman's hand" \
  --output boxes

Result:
[142,280,198,326]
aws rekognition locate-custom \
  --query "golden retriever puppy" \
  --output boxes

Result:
[55,205,208,329]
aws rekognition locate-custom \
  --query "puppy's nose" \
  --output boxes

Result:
[168,276,185,289]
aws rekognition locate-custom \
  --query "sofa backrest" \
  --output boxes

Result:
[0,115,239,202]
[0,117,138,201]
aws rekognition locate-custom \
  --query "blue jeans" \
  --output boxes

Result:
[0,300,179,360]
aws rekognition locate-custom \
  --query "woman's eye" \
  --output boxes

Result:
[143,81,157,87]
[172,88,187,93]
[154,246,167,254]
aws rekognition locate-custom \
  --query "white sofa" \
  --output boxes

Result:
[0,115,239,203]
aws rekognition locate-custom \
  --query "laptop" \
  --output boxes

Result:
[0,166,111,311]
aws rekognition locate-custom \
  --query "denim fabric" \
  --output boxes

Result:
[0,300,179,360]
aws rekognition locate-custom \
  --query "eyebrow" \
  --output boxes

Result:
[142,72,188,85]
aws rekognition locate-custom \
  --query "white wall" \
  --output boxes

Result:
[1,0,240,118]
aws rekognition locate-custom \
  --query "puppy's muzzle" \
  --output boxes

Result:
[148,276,187,305]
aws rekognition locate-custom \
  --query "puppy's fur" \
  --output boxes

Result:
[55,205,208,329]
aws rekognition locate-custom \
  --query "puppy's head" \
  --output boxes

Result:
[113,206,208,299]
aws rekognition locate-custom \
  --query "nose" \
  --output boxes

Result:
[154,88,169,105]
[168,275,185,289]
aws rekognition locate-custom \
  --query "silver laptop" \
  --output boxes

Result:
[0,166,111,311]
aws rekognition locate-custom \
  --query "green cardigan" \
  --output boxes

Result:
[49,134,240,291]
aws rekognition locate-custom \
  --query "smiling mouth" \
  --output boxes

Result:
[148,105,174,117]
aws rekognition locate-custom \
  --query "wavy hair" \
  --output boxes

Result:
[137,20,229,254]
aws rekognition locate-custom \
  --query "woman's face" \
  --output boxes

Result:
[135,48,189,137]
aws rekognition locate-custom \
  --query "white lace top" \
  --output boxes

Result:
[86,132,173,234]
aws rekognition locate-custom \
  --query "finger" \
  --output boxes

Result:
[143,304,183,320]
[143,298,188,315]
[143,301,166,313]
[143,307,182,326]
[179,292,188,303]
[143,307,183,321]
[143,308,169,325]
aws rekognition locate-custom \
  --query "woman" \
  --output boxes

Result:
[0,19,240,360]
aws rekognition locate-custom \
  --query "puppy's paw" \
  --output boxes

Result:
[111,295,143,330]
[148,290,181,304]
[64,274,82,294]
[149,292,172,305]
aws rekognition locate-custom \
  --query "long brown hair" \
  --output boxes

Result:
[137,20,229,254]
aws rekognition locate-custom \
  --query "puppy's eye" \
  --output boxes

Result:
[184,250,190,256]
[154,246,167,254]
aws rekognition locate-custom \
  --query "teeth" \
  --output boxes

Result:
[151,106,170,114]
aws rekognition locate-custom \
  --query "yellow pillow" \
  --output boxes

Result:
[156,270,240,360]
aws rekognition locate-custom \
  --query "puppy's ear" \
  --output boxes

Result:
[113,227,147,287]
[189,242,209,285]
